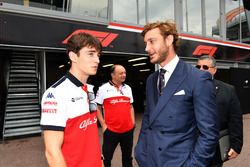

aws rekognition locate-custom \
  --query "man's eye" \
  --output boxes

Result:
[88,53,94,56]
[149,40,155,44]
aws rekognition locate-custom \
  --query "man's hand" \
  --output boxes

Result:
[228,148,239,159]
[102,124,107,133]
[101,154,105,167]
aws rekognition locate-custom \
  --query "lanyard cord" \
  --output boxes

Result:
[109,80,124,95]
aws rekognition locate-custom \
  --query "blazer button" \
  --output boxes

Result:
[149,127,152,130]
[158,147,162,151]
[161,131,165,134]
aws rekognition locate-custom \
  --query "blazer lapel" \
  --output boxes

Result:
[149,60,188,125]
[152,72,159,104]
[147,72,159,112]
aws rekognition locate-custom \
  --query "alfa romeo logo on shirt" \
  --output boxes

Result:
[79,117,97,131]
[110,98,130,104]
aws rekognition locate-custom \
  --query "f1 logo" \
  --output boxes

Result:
[193,45,218,57]
[63,29,118,47]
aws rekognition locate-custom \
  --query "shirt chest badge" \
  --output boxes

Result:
[71,96,84,102]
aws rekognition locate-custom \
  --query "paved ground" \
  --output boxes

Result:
[0,113,249,167]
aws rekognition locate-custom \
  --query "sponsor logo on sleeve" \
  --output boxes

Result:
[42,108,57,113]
[43,101,58,106]
[46,92,55,99]
[42,99,57,114]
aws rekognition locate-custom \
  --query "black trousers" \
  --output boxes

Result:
[103,128,134,167]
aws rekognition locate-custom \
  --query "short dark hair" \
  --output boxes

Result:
[110,65,116,74]
[110,64,125,74]
[66,32,102,54]
[198,55,217,67]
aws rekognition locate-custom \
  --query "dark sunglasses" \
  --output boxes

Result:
[87,92,97,113]
[195,65,214,70]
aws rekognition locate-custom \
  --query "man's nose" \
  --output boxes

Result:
[95,55,100,64]
[145,44,150,53]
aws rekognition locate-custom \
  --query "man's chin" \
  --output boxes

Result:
[150,59,157,64]
[89,71,97,76]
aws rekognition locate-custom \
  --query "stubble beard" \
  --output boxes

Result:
[157,46,169,65]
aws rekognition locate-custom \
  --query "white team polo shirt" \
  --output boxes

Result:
[40,72,101,167]
[95,81,134,133]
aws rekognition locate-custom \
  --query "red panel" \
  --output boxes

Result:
[193,45,218,57]
[62,29,118,47]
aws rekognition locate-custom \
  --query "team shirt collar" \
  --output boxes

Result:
[109,80,125,88]
[65,72,84,87]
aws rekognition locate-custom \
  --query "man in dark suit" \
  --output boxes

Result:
[134,20,219,167]
[196,55,243,167]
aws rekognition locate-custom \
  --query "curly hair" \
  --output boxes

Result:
[141,20,181,51]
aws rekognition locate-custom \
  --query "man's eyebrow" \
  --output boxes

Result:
[86,49,98,52]
[145,37,156,41]
[144,37,156,43]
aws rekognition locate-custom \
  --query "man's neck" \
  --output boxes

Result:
[160,50,176,67]
[69,68,88,84]
[111,80,122,87]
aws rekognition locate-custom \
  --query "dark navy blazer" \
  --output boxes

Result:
[135,60,219,167]
[211,79,243,165]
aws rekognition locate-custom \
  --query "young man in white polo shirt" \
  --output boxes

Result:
[95,64,135,167]
[40,32,102,167]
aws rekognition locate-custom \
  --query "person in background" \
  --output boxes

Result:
[95,64,135,167]
[40,32,103,167]
[196,55,243,167]
[134,20,219,167]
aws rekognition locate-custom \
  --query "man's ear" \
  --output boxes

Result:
[213,67,217,75]
[69,51,77,63]
[111,72,114,78]
[165,35,174,47]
